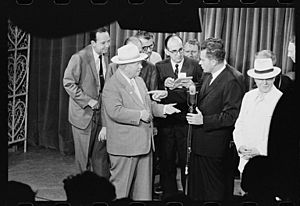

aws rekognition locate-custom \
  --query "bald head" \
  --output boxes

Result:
[124,36,142,52]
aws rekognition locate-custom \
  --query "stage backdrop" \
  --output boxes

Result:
[26,8,295,154]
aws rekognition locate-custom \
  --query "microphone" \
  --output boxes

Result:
[187,83,197,113]
[188,83,196,106]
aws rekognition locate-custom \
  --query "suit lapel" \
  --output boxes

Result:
[181,57,189,74]
[115,70,145,108]
[135,77,150,108]
[85,45,100,90]
[199,68,227,102]
[165,59,176,79]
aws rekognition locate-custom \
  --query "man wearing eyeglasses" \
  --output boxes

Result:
[135,31,162,65]
[155,34,203,199]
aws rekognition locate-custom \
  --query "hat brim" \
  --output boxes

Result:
[111,53,147,65]
[247,66,281,79]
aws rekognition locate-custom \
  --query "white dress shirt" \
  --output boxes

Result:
[233,85,282,173]
[92,47,107,81]
[210,64,226,85]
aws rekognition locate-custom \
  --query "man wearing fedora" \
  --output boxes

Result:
[233,58,282,187]
[102,44,180,200]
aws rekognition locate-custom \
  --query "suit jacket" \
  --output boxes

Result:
[192,65,245,157]
[106,60,158,91]
[156,56,203,125]
[63,45,109,129]
[102,69,166,156]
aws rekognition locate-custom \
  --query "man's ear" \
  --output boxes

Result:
[90,40,95,46]
[164,48,170,56]
[211,59,218,66]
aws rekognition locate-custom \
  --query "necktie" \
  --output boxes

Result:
[174,64,179,79]
[99,55,105,92]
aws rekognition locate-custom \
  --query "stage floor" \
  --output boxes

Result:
[8,145,242,201]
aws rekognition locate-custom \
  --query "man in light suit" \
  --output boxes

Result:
[186,37,245,201]
[102,44,180,200]
[155,34,203,199]
[63,28,110,178]
[106,36,158,91]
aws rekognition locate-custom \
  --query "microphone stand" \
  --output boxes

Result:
[185,86,197,195]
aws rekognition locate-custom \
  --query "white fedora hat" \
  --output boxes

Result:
[111,44,147,64]
[247,58,281,79]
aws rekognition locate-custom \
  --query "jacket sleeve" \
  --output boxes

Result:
[63,54,93,108]
[233,94,248,151]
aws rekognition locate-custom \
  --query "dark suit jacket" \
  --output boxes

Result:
[107,60,158,91]
[156,56,203,125]
[267,81,300,200]
[192,65,245,157]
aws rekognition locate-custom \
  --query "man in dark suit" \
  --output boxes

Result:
[155,34,203,199]
[186,37,244,201]
[63,27,110,178]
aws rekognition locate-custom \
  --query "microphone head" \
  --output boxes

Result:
[188,83,196,95]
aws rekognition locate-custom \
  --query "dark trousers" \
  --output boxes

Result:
[158,124,188,199]
[223,141,239,201]
[87,109,110,179]
[188,153,225,201]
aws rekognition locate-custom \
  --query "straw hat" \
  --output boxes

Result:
[111,44,147,64]
[247,58,281,79]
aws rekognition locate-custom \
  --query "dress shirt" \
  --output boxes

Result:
[171,59,184,76]
[233,85,282,173]
[92,47,107,81]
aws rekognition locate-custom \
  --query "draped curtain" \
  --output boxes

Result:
[27,8,295,154]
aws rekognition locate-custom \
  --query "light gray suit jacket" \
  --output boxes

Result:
[63,45,108,129]
[102,69,166,156]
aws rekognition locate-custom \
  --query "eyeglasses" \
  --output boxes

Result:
[142,44,154,51]
[168,47,183,55]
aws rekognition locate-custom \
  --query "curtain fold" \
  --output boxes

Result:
[27,8,295,153]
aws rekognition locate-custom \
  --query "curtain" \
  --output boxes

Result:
[27,8,295,154]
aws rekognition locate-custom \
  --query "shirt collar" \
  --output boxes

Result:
[256,85,277,101]
[171,58,184,72]
[92,47,100,62]
[119,70,132,84]
[211,63,226,82]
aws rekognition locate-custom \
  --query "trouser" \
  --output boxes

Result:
[109,152,153,201]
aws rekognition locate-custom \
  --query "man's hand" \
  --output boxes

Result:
[153,127,158,136]
[98,127,106,141]
[148,90,168,102]
[140,110,152,123]
[164,77,175,89]
[181,79,194,89]
[88,99,99,110]
[238,145,260,160]
[164,103,181,114]
[186,107,203,125]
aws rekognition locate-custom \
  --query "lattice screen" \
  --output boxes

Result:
[8,20,30,152]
